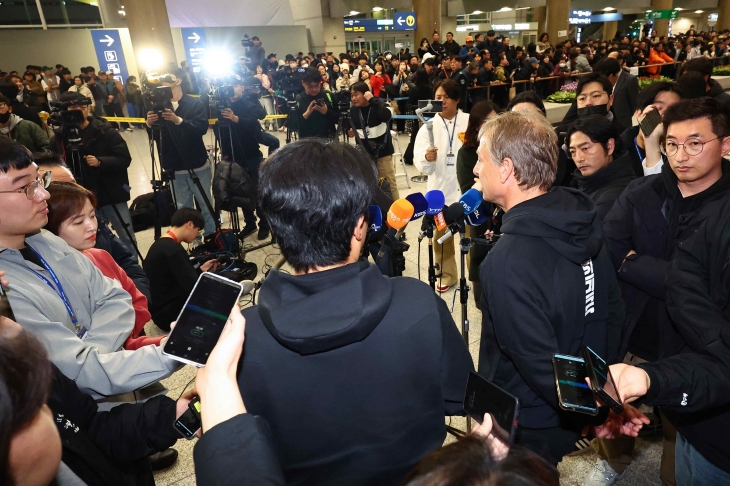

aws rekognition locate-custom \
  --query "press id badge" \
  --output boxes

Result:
[446,153,455,166]
[76,325,89,339]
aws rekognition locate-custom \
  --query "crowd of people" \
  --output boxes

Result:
[2,25,730,486]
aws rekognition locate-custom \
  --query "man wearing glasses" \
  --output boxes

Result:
[295,67,339,139]
[595,97,730,486]
[0,138,180,401]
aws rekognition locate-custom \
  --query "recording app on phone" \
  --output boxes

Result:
[553,355,597,413]
[163,275,242,366]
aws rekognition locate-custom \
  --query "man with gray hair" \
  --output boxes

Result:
[474,111,636,466]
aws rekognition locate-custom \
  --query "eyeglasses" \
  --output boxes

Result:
[662,137,721,157]
[0,171,52,200]
[577,91,608,104]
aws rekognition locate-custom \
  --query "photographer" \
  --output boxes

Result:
[214,76,271,240]
[347,82,399,199]
[295,67,339,139]
[51,91,137,256]
[146,69,217,237]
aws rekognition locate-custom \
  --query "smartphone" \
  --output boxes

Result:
[418,100,444,112]
[173,396,202,440]
[552,354,599,415]
[583,346,624,414]
[640,107,662,137]
[162,273,243,367]
[463,371,520,444]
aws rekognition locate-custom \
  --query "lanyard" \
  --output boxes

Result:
[441,112,458,154]
[26,244,78,325]
[166,230,179,243]
[633,137,645,161]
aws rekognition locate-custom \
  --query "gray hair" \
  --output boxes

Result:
[478,110,558,192]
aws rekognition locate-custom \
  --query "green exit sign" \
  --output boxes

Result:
[644,9,679,20]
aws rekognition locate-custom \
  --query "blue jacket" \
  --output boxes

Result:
[459,45,479,62]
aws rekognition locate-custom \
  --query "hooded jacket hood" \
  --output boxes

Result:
[573,150,635,194]
[500,186,603,264]
[257,261,393,355]
[1,114,22,133]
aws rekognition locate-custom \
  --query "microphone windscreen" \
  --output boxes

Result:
[387,198,414,230]
[424,190,445,215]
[241,280,256,295]
[405,193,428,221]
[368,205,383,233]
[459,188,483,215]
[466,201,490,226]
[443,201,466,225]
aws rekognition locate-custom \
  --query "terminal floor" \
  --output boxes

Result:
[114,128,663,486]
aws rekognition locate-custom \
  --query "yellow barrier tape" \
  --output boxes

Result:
[101,114,288,125]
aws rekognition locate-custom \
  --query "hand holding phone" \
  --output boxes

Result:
[552,354,599,415]
[174,394,202,439]
[463,371,520,444]
[582,346,623,414]
[639,106,662,138]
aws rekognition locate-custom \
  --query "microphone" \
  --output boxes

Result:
[377,198,414,260]
[368,205,383,233]
[240,280,256,296]
[459,188,483,215]
[405,193,428,221]
[416,103,436,147]
[419,190,446,242]
[466,201,490,226]
[436,202,469,244]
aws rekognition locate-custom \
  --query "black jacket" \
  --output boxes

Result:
[443,40,461,57]
[572,151,636,220]
[238,261,474,486]
[618,125,645,178]
[48,366,179,486]
[53,116,132,206]
[216,95,264,162]
[194,414,286,486]
[611,72,639,130]
[602,160,730,360]
[149,94,209,172]
[707,78,730,111]
[95,217,151,304]
[645,193,730,473]
[349,97,395,159]
[295,90,339,139]
[478,187,624,430]
[9,99,43,127]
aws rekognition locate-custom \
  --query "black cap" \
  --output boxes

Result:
[285,54,295,61]
[267,53,277,59]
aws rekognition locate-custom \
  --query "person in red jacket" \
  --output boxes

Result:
[369,60,392,98]
[44,181,162,350]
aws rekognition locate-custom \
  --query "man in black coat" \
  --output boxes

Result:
[599,98,730,483]
[679,57,730,110]
[567,115,636,220]
[594,58,639,131]
[0,80,43,127]
[145,68,217,237]
[475,110,630,466]
[237,139,473,486]
[442,32,461,57]
[53,91,137,255]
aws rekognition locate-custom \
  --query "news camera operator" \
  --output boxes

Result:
[347,81,399,200]
[214,76,271,240]
[295,67,339,139]
[145,69,217,237]
[474,110,638,467]
[51,91,138,256]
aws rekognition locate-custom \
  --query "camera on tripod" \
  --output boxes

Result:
[241,35,253,49]
[48,98,92,131]
[142,85,174,129]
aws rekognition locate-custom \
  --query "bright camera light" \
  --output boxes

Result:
[204,49,233,74]
[139,49,163,71]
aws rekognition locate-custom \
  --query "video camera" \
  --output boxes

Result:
[141,81,174,129]
[241,34,254,49]
[47,98,92,131]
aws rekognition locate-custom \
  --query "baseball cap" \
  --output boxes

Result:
[340,63,350,72]
[422,57,437,66]
[421,52,435,63]
[267,53,277,59]
[465,36,474,42]
[41,65,53,71]
[278,60,285,66]
[528,57,539,64]
[285,54,295,61]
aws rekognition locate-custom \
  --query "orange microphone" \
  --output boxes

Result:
[377,199,415,259]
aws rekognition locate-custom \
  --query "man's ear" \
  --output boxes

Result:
[606,138,616,156]
[500,157,515,184]
[353,215,366,241]
[721,136,730,157]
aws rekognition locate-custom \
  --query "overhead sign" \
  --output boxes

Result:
[569,10,592,24]
[456,25,479,32]
[394,12,417,31]
[590,13,623,22]
[491,24,512,30]
[644,9,679,20]
[90,30,129,84]
[181,28,207,74]
[344,18,395,32]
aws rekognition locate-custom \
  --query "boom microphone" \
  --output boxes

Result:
[377,198,415,259]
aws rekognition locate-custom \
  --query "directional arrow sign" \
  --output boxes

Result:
[90,30,129,86]
[182,28,207,75]
[100,34,114,46]
[394,12,417,31]
[397,17,405,25]
[187,32,200,43]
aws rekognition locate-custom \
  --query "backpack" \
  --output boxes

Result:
[129,186,176,232]
[212,160,257,213]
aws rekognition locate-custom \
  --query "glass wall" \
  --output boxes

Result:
[0,0,102,27]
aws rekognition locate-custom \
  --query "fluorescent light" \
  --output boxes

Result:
[675,7,683,10]
[695,9,704,13]
[348,10,359,15]
[472,10,483,14]
[117,9,125,14]
[646,9,652,12]
[603,7,615,10]
[372,6,383,11]
[498,7,513,11]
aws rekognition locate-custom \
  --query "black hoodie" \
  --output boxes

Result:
[238,261,473,486]
[478,187,624,429]
[572,151,636,220]
[707,78,730,111]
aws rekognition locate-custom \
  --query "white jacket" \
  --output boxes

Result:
[0,231,178,398]
[414,110,470,205]
[67,84,95,109]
